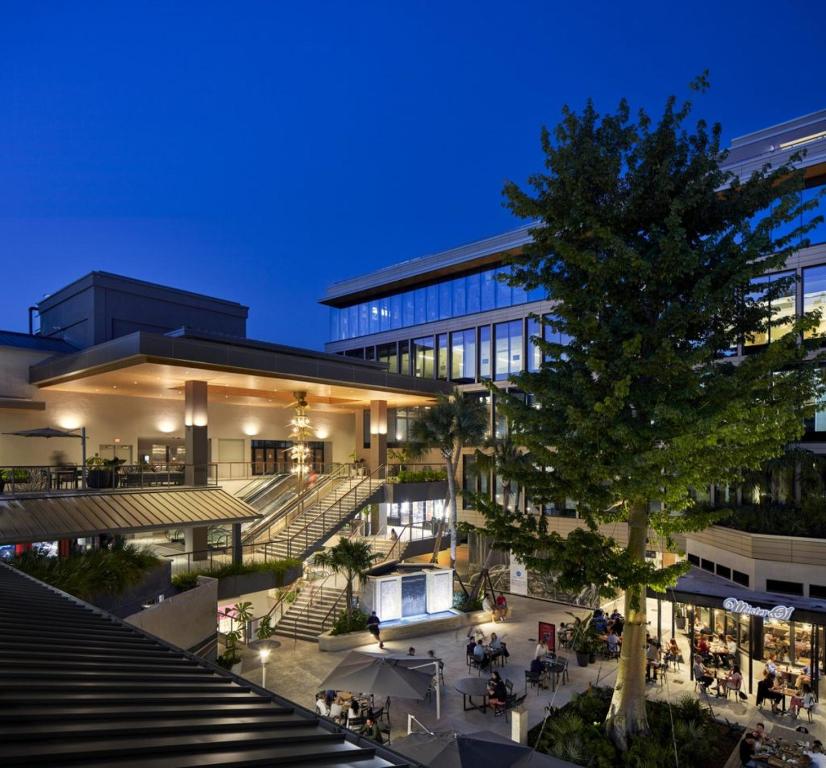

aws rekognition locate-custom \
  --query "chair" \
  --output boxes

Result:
[724,678,742,700]
[525,668,543,693]
[554,656,570,686]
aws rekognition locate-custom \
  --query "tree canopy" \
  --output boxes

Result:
[472,78,824,745]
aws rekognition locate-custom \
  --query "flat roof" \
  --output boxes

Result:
[0,487,261,545]
[0,329,77,354]
[0,563,411,767]
[655,566,826,623]
[28,329,449,409]
[320,224,535,307]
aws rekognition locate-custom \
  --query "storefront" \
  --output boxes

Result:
[654,567,826,697]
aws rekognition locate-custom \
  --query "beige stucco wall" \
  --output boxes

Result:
[0,347,357,469]
[125,575,218,653]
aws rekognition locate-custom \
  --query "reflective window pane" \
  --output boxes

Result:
[479,326,491,379]
[437,333,448,379]
[481,269,496,310]
[390,295,402,330]
[426,285,439,322]
[377,342,398,373]
[804,265,826,340]
[496,267,512,308]
[451,329,476,383]
[467,273,481,314]
[414,288,427,325]
[528,317,541,371]
[453,277,466,317]
[399,340,410,376]
[403,291,415,326]
[413,336,435,378]
[379,298,391,332]
[495,322,509,380]
[368,301,380,334]
[439,282,452,320]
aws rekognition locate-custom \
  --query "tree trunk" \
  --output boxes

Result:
[605,501,650,750]
[445,457,458,568]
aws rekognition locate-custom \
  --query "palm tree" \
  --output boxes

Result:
[408,390,489,567]
[468,433,530,601]
[312,538,381,620]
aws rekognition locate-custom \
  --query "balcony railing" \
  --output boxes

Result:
[0,464,219,496]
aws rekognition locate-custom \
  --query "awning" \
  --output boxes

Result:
[0,487,261,544]
[654,566,826,624]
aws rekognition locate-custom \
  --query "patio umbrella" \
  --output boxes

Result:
[3,427,83,439]
[392,730,576,768]
[319,650,434,701]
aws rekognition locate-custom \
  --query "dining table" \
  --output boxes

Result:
[455,676,491,714]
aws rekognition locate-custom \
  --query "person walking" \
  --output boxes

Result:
[366,611,383,649]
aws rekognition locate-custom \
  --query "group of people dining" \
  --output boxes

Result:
[315,690,371,728]
[755,660,816,717]
[694,631,738,669]
[467,630,508,670]
[740,722,826,767]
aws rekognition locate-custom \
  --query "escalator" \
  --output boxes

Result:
[243,474,293,508]
[234,476,276,502]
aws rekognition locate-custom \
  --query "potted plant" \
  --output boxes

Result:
[0,468,29,494]
[217,601,253,674]
[256,615,273,641]
[86,455,124,489]
[568,613,597,667]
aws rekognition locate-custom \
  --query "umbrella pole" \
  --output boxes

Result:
[81,427,87,489]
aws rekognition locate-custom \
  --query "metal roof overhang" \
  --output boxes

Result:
[0,487,261,545]
[650,566,826,624]
[27,329,449,409]
[0,563,411,767]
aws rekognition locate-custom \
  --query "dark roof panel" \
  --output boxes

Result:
[0,564,411,767]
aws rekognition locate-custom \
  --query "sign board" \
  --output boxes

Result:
[538,621,556,653]
[509,552,528,596]
[723,597,794,621]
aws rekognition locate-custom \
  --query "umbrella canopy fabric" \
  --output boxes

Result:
[319,651,433,700]
[3,427,83,439]
[391,730,576,768]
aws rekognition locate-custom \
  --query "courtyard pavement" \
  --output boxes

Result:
[234,592,826,751]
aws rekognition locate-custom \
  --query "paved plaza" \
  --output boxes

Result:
[235,593,826,750]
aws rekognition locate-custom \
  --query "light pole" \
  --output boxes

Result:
[259,647,271,689]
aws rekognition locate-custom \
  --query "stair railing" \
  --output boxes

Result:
[288,566,341,644]
[245,463,350,544]
[278,464,386,560]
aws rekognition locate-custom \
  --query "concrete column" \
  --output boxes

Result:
[184,380,209,487]
[232,523,242,566]
[368,400,387,477]
[184,526,209,561]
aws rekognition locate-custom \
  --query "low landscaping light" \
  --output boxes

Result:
[259,647,271,689]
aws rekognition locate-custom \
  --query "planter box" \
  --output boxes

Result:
[318,608,490,652]
[217,564,302,601]
[383,481,448,505]
[90,560,172,618]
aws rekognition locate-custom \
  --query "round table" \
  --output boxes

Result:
[455,676,491,713]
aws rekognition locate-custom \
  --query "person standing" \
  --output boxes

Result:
[495,593,508,622]
[366,611,383,649]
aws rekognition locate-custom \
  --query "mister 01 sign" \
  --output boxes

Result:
[723,597,795,621]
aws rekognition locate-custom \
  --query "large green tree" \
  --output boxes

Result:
[474,80,823,749]
[409,390,489,567]
[313,538,381,621]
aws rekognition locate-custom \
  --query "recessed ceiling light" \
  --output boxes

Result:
[112,385,117,389]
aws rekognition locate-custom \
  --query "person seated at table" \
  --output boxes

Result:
[663,637,679,664]
[610,608,622,622]
[467,638,477,658]
[805,740,826,768]
[535,637,550,660]
[473,639,490,669]
[345,700,362,727]
[645,639,661,682]
[739,735,761,768]
[487,672,508,710]
[612,615,624,637]
[489,632,502,652]
[765,654,778,679]
[716,665,742,698]
[606,628,621,656]
[315,694,330,716]
[789,681,814,719]
[359,715,383,743]
[693,654,715,690]
[694,634,710,658]
[756,668,783,713]
[329,694,346,723]
[592,609,608,634]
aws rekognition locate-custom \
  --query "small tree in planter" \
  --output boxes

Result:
[313,539,380,624]
[569,614,600,667]
[217,601,253,672]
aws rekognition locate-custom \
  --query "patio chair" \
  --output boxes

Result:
[525,668,543,693]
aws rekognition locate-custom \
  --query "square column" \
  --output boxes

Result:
[369,400,387,478]
[184,380,209,486]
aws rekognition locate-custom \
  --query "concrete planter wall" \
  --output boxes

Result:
[217,563,302,601]
[383,481,448,505]
[318,608,489,652]
[91,560,172,618]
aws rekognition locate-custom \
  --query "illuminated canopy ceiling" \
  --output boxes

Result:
[29,329,448,412]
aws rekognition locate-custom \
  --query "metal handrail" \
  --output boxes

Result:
[290,567,342,643]
[251,464,353,546]
[276,464,386,560]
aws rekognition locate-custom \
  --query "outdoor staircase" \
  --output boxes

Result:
[272,586,344,643]
[258,477,385,563]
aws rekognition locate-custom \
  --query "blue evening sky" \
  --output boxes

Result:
[1,2,824,349]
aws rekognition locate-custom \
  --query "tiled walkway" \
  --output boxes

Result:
[236,594,825,747]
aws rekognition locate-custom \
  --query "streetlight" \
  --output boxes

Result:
[259,647,271,689]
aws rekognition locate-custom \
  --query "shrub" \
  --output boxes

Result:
[453,593,482,612]
[171,572,200,591]
[395,468,447,483]
[330,608,368,636]
[8,544,160,600]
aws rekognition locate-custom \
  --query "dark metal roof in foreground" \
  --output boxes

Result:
[656,566,826,623]
[0,487,261,545]
[0,563,413,767]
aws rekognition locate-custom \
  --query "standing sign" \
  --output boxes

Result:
[509,552,528,596]
[538,621,556,653]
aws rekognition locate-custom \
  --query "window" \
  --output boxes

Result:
[810,584,826,599]
[450,329,476,383]
[493,394,508,439]
[377,342,398,373]
[369,300,380,335]
[804,265,826,340]
[479,326,491,379]
[496,266,512,308]
[766,579,804,596]
[439,281,452,320]
[390,295,402,329]
[344,348,364,359]
[481,270,496,310]
[715,564,731,580]
[462,453,489,508]
[732,570,749,587]
[363,410,371,449]
[465,391,491,438]
[403,291,415,326]
[701,558,715,573]
[358,303,369,336]
[453,276,466,317]
[426,284,439,322]
[414,288,427,325]
[399,340,410,376]
[389,408,416,445]
[413,336,435,378]
[466,273,481,314]
[687,553,700,566]
[437,334,448,380]
[527,317,542,372]
[379,298,391,332]
[745,271,796,349]
[365,346,375,361]
[494,320,524,381]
